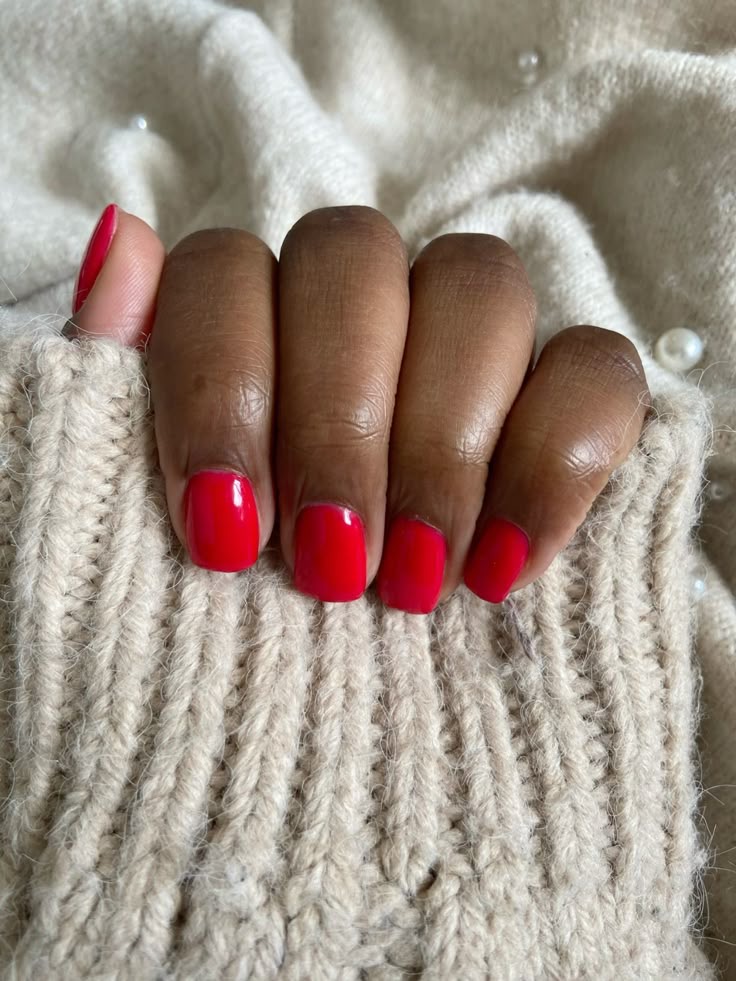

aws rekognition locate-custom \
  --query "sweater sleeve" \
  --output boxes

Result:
[0,332,716,980]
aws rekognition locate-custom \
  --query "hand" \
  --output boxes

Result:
[64,204,651,612]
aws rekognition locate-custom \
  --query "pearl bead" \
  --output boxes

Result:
[654,327,704,373]
[129,114,149,131]
[516,48,543,85]
[706,480,730,503]
[692,575,707,600]
[691,557,709,600]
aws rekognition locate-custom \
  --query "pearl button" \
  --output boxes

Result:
[706,480,730,502]
[516,48,543,85]
[129,114,149,131]
[692,574,707,601]
[691,560,708,600]
[654,327,704,373]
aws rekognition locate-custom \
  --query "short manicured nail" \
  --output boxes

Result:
[72,203,119,314]
[376,516,447,614]
[463,517,530,603]
[183,470,260,572]
[294,503,366,602]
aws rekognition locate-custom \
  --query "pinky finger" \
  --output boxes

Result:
[464,325,651,602]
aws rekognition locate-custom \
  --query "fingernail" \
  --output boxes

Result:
[294,503,366,602]
[72,203,119,314]
[463,517,530,603]
[376,516,447,614]
[183,470,260,572]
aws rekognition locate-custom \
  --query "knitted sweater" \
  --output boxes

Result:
[1,0,735,977]
[0,331,716,979]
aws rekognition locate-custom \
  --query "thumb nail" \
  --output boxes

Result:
[72,203,119,315]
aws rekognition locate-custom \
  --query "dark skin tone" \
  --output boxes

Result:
[65,205,651,609]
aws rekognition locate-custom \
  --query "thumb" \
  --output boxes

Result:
[63,203,166,350]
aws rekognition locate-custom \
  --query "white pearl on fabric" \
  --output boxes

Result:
[692,575,707,601]
[654,327,704,372]
[516,48,543,85]
[129,114,149,131]
[706,480,730,502]
[692,566,708,600]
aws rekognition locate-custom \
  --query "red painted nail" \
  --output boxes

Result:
[72,203,119,315]
[183,470,260,572]
[463,517,530,603]
[294,503,366,602]
[376,516,447,614]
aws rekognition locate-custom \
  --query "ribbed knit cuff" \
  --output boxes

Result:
[0,334,715,980]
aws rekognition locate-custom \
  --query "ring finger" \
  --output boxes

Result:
[376,232,537,612]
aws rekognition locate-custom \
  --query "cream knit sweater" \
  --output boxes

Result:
[0,333,716,979]
[1,1,734,978]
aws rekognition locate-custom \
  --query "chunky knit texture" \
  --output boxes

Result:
[0,331,716,979]
[1,0,735,972]
[2,1,736,967]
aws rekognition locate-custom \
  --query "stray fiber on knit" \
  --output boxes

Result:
[0,334,716,979]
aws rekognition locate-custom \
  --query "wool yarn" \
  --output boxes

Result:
[0,333,716,979]
[3,0,736,964]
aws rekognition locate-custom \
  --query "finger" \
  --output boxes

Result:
[147,228,278,571]
[63,204,166,350]
[277,206,410,602]
[375,233,536,613]
[464,325,651,602]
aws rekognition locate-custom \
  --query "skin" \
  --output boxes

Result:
[65,204,651,607]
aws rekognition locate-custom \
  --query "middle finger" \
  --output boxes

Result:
[277,205,411,602]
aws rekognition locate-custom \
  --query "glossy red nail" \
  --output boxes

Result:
[294,503,366,602]
[376,516,447,614]
[183,470,260,572]
[463,517,530,603]
[72,203,118,314]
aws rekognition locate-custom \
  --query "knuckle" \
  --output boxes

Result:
[168,227,273,264]
[288,389,390,454]
[550,325,648,389]
[415,233,526,278]
[401,418,494,476]
[413,233,537,327]
[417,232,520,267]
[189,366,271,432]
[527,416,614,506]
[550,437,607,488]
[526,429,608,518]
[450,419,496,471]
[283,206,407,264]
[230,376,272,429]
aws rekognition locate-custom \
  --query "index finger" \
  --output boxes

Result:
[147,227,278,571]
